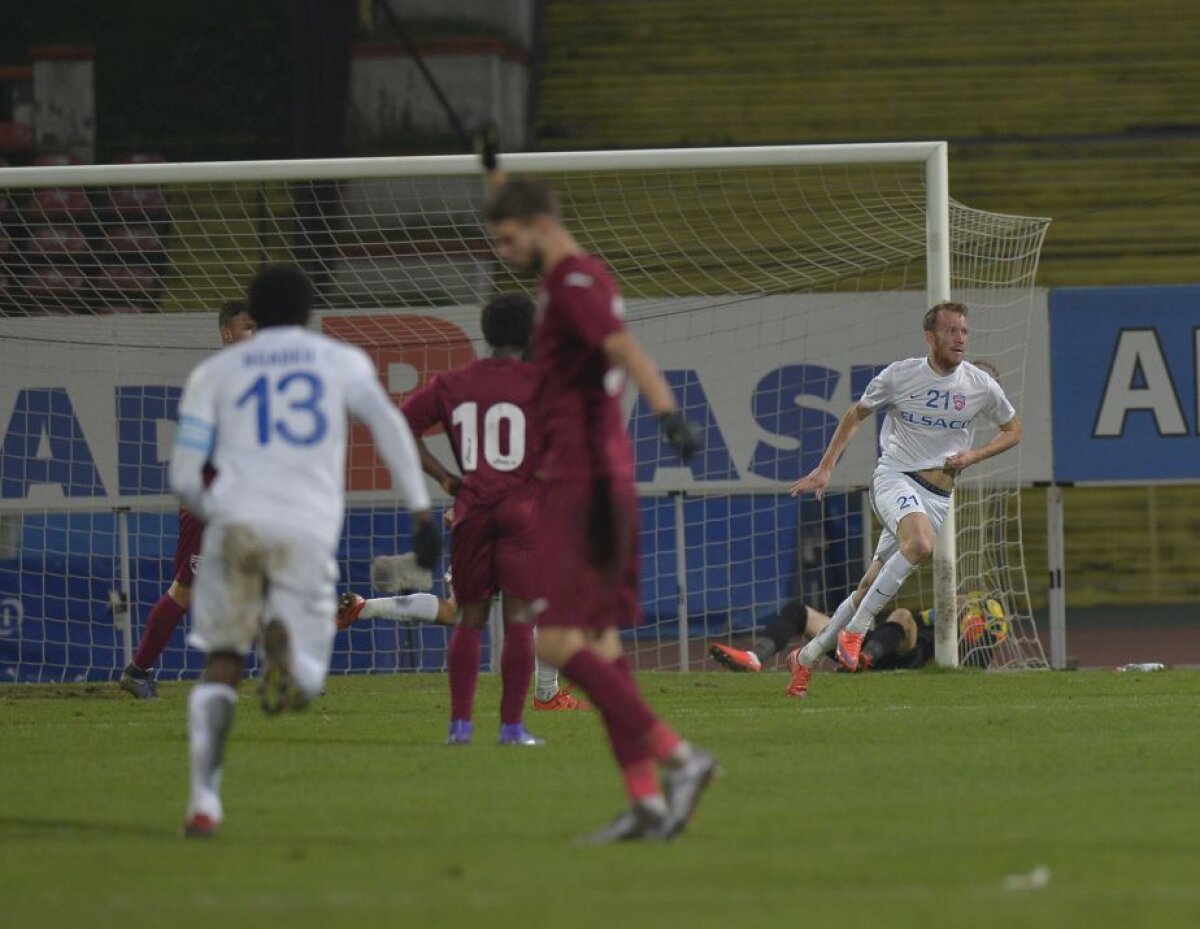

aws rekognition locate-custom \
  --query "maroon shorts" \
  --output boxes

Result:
[535,477,642,631]
[450,486,539,604]
[173,507,205,587]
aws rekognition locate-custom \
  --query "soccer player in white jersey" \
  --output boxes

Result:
[169,264,440,837]
[787,301,1022,696]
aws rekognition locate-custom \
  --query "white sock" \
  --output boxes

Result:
[799,594,856,667]
[291,651,327,702]
[535,659,559,702]
[187,682,237,820]
[845,551,918,635]
[361,593,440,623]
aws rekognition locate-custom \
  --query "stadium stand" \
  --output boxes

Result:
[536,0,1200,287]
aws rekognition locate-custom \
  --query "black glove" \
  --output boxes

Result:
[475,120,501,172]
[659,411,701,462]
[412,515,442,570]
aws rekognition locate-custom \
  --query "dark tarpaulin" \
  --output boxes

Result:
[291,0,357,293]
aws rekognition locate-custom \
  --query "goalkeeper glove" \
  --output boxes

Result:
[659,411,701,462]
[475,120,501,172]
[412,514,442,570]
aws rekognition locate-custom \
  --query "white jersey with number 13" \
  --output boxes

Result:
[174,326,430,548]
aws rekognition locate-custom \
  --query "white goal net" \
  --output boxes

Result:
[0,145,1049,682]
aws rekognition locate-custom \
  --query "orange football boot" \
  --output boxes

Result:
[709,643,762,672]
[837,630,865,671]
[785,649,812,698]
[335,593,366,630]
[533,687,592,711]
[182,812,219,839]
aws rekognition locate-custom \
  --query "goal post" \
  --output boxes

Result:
[0,142,1049,682]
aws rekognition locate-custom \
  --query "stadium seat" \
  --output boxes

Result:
[108,153,168,219]
[24,264,88,306]
[96,262,160,299]
[28,154,91,218]
[0,122,34,156]
[106,224,163,257]
[29,224,89,258]
[29,187,90,217]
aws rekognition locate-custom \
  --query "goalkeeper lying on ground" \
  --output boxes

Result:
[710,594,1006,695]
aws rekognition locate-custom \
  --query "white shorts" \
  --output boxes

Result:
[869,469,953,563]
[189,521,338,696]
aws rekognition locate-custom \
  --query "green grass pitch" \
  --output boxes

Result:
[2,669,1198,928]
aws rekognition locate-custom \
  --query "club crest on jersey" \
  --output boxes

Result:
[953,393,966,411]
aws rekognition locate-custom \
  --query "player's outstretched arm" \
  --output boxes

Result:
[603,330,700,460]
[789,402,872,499]
[945,414,1023,473]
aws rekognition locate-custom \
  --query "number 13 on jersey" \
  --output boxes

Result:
[451,401,526,472]
[235,372,328,447]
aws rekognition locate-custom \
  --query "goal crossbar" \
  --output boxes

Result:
[0,142,949,187]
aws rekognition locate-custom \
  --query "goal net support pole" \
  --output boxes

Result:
[924,144,959,668]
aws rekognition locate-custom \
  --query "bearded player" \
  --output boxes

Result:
[118,300,256,699]
[787,301,1022,697]
[485,177,717,843]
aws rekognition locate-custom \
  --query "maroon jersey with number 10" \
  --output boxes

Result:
[401,356,542,515]
[402,356,543,604]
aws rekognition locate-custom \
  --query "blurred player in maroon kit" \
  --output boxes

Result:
[381,294,580,745]
[485,177,718,843]
[118,300,256,698]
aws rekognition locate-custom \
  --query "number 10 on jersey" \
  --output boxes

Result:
[451,402,526,472]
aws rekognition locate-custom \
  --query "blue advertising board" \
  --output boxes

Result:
[1051,285,1200,482]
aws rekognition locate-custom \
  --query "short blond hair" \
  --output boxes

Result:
[923,300,968,332]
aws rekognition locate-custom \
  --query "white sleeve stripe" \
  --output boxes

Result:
[177,416,215,452]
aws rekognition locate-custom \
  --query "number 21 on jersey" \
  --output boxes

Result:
[451,402,525,472]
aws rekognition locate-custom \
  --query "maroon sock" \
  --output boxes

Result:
[612,654,682,762]
[562,649,661,745]
[499,623,535,726]
[605,655,654,766]
[131,594,188,672]
[447,625,482,722]
[565,651,663,802]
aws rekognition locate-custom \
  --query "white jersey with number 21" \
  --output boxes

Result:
[858,357,1016,473]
